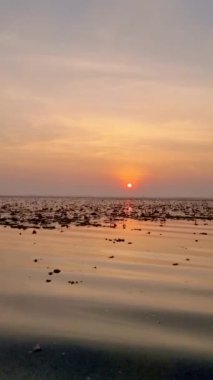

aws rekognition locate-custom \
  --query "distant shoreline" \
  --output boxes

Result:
[0,195,213,201]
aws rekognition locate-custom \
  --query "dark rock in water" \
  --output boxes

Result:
[108,256,114,259]
[53,269,61,274]
[32,230,37,234]
[34,259,38,262]
[46,279,51,283]
[68,280,82,285]
[186,258,190,261]
[93,266,97,269]
[172,263,179,266]
[33,344,42,353]
[48,272,53,275]
[128,242,133,244]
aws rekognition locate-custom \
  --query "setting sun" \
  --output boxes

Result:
[127,183,133,188]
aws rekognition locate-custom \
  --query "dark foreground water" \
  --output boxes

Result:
[0,336,212,380]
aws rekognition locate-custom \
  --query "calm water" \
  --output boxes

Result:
[0,197,213,379]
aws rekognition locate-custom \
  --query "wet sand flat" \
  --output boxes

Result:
[0,198,213,379]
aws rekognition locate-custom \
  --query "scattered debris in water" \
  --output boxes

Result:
[53,269,61,274]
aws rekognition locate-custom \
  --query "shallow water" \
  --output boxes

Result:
[0,198,213,379]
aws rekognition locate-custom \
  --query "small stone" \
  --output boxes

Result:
[33,344,42,353]
[53,269,61,274]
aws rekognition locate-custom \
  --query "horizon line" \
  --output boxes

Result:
[0,194,212,201]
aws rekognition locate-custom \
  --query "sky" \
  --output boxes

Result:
[0,0,212,197]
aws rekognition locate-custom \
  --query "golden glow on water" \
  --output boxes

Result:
[0,213,213,355]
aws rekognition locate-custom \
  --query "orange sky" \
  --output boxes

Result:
[0,0,212,197]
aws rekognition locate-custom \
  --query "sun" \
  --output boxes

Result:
[127,183,133,189]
